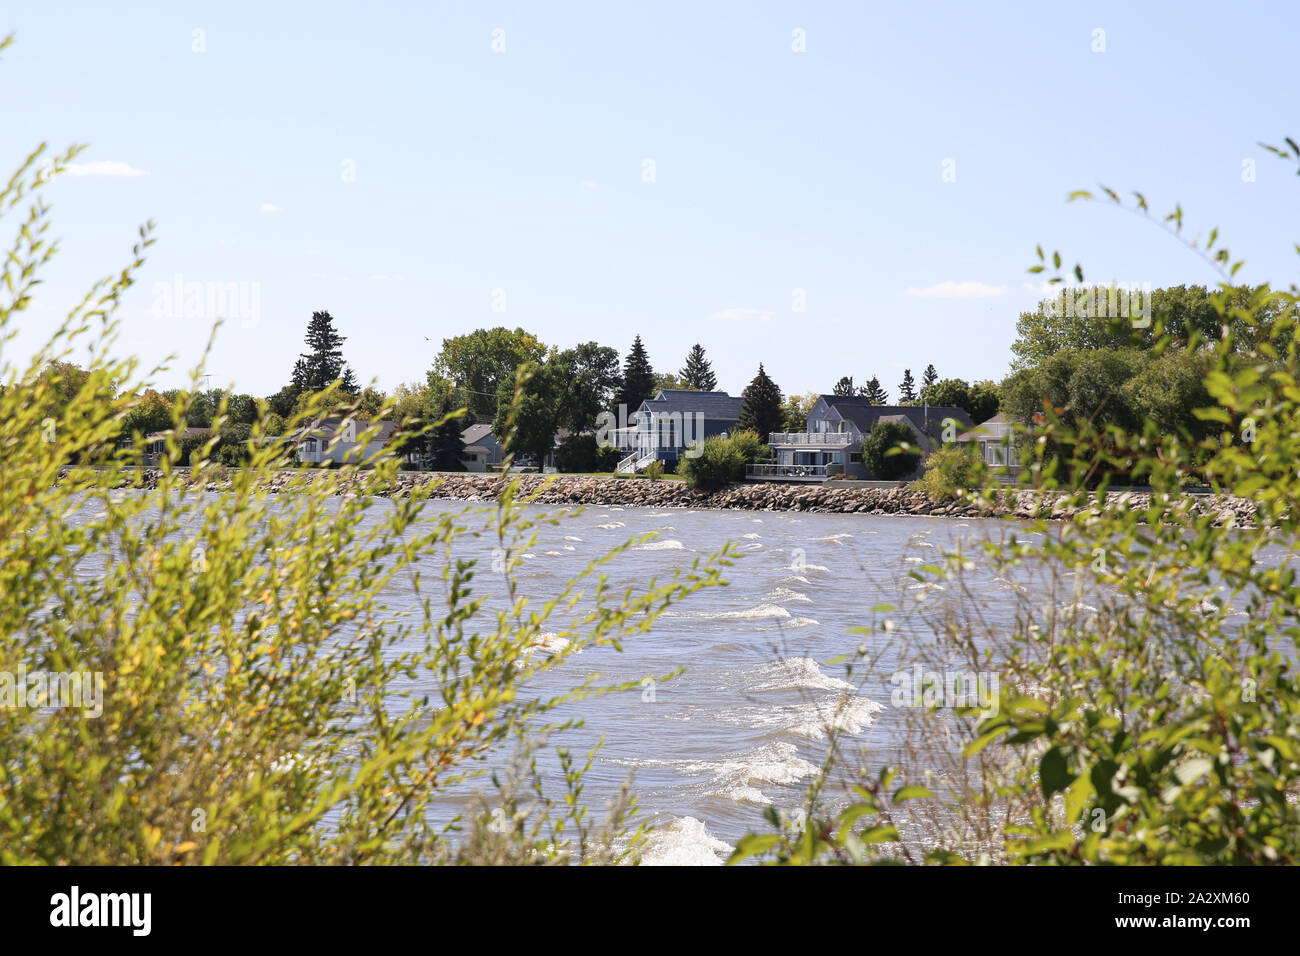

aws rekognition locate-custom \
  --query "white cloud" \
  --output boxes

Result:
[369,274,403,281]
[904,281,1007,299]
[579,180,599,190]
[64,161,150,177]
[259,203,282,214]
[713,307,773,322]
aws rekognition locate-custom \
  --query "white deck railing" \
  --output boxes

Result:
[745,463,829,480]
[767,432,855,446]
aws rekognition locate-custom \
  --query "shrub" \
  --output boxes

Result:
[0,74,731,864]
[727,428,768,466]
[679,429,768,489]
[862,420,920,480]
[735,134,1300,867]
[912,444,987,500]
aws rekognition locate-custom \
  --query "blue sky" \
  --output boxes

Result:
[3,1,1296,399]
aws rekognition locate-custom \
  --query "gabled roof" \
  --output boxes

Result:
[873,414,936,454]
[293,417,399,444]
[637,389,743,420]
[818,398,973,442]
[461,423,498,446]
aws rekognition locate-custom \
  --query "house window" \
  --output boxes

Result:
[850,452,862,463]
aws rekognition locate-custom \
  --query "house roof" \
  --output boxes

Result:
[293,417,399,444]
[637,389,743,420]
[819,398,973,441]
[461,423,499,446]
[873,414,937,454]
[462,444,488,454]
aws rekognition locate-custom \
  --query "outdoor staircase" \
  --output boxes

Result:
[616,450,658,475]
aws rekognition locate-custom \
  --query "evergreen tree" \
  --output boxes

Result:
[614,335,656,415]
[427,395,466,471]
[738,363,783,440]
[862,375,889,405]
[678,343,717,391]
[898,368,917,404]
[832,375,855,396]
[921,364,939,401]
[290,310,358,396]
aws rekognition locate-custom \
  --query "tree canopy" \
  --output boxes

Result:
[291,310,358,397]
[679,343,717,391]
[738,363,783,440]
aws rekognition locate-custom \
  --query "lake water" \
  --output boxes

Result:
[68,493,1279,864]
[393,499,1031,864]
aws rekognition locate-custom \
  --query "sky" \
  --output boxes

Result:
[2,1,1297,400]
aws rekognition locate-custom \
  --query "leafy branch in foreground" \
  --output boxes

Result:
[736,134,1300,865]
[0,51,734,862]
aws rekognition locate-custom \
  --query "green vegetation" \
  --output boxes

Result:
[920,377,1001,423]
[897,368,917,403]
[737,364,783,440]
[614,335,656,415]
[678,343,717,391]
[0,81,731,863]
[734,134,1300,866]
[678,429,766,490]
[861,420,920,480]
[911,444,988,500]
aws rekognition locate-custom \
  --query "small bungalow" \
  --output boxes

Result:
[460,423,504,470]
[616,389,744,474]
[755,395,973,482]
[294,417,399,466]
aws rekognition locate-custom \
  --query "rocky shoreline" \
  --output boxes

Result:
[110,469,1263,527]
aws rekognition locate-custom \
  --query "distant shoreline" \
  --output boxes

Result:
[86,468,1263,527]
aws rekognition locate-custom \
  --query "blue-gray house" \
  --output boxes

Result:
[753,394,973,481]
[616,389,743,473]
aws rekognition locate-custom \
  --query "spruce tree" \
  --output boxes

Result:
[614,335,657,415]
[738,363,783,440]
[898,368,917,404]
[832,376,855,396]
[427,394,466,471]
[290,310,358,396]
[678,343,717,391]
[863,375,889,405]
[921,364,939,401]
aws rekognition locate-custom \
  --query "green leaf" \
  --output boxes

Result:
[893,785,935,803]
[726,833,780,864]
[1039,746,1071,799]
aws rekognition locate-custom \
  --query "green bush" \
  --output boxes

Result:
[0,64,731,864]
[911,444,987,500]
[861,420,920,480]
[678,429,766,490]
[735,135,1300,867]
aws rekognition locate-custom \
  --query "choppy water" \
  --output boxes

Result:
[388,500,1025,864]
[63,494,1287,865]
